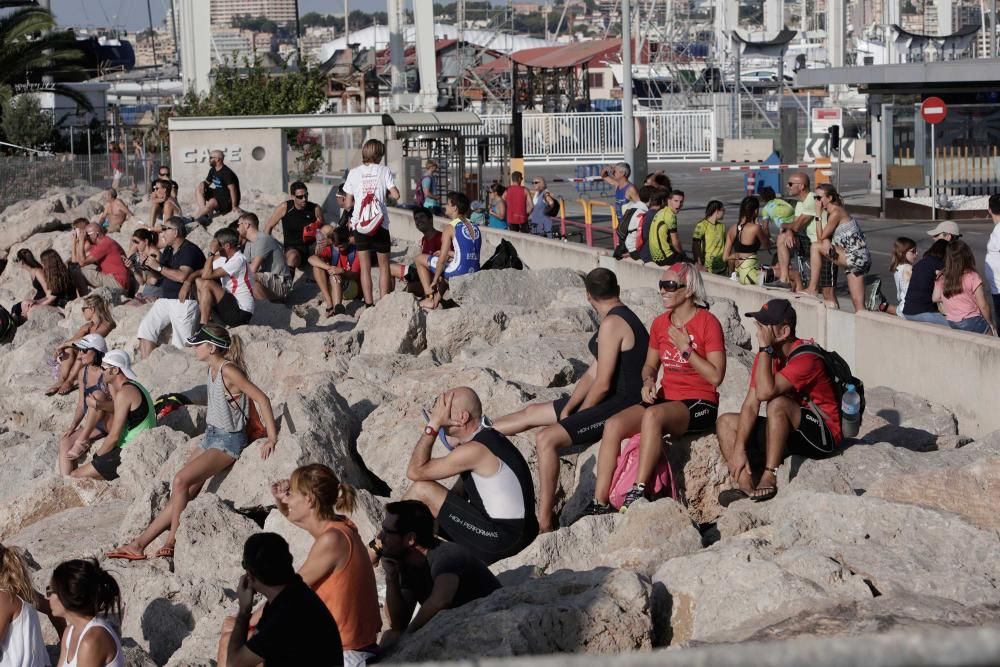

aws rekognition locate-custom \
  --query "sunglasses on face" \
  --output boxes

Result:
[659,280,686,292]
[45,586,54,597]
[788,181,802,187]
[813,195,823,200]
[294,193,308,200]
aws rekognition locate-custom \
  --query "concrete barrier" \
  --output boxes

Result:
[386,209,998,436]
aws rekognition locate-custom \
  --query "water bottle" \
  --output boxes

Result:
[730,271,738,281]
[841,384,861,438]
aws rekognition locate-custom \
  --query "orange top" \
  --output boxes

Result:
[311,519,382,650]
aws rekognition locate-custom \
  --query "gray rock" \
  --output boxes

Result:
[173,494,259,586]
[116,427,190,500]
[387,567,653,662]
[425,305,509,360]
[358,290,427,355]
[8,502,127,569]
[446,268,584,310]
[458,339,575,388]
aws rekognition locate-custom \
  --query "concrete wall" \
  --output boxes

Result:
[168,128,287,198]
[386,208,999,436]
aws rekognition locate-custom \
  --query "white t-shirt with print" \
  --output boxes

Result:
[985,222,1000,295]
[214,252,255,313]
[343,163,396,230]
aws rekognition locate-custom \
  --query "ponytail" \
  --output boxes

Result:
[224,334,248,377]
[50,559,122,620]
[336,482,357,514]
[290,464,356,520]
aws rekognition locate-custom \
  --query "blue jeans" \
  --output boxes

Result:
[903,311,949,327]
[949,315,991,334]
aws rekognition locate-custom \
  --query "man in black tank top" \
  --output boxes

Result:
[402,386,538,564]
[492,268,649,532]
[264,181,324,281]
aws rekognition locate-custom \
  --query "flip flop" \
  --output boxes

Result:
[718,489,750,507]
[751,486,778,503]
[154,545,174,559]
[106,548,146,561]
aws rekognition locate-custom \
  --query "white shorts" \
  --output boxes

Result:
[137,298,199,349]
[255,272,291,301]
[343,649,376,667]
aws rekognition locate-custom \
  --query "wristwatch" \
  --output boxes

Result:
[423,424,437,437]
[759,345,775,355]
[680,347,693,361]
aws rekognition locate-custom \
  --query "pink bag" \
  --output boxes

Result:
[608,433,680,509]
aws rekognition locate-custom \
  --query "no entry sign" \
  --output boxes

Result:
[921,97,948,124]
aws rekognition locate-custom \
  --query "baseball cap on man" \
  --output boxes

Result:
[745,299,797,327]
[927,221,961,238]
[102,349,138,381]
[73,333,108,353]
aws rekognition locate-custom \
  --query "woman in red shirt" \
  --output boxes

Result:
[592,263,727,512]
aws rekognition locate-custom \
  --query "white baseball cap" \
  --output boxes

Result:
[927,221,961,238]
[102,349,138,381]
[73,333,108,354]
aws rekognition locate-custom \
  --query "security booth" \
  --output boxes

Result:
[397,126,510,205]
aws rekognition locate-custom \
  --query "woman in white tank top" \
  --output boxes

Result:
[0,544,49,667]
[48,560,124,667]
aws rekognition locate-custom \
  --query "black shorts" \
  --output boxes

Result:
[749,406,835,461]
[285,243,314,261]
[216,292,252,327]
[651,398,719,433]
[508,222,529,233]
[354,226,391,254]
[213,195,233,216]
[552,395,638,445]
[91,447,122,481]
[437,491,536,565]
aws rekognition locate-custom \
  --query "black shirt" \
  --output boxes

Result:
[282,199,319,248]
[902,256,944,316]
[246,575,343,666]
[400,540,501,610]
[159,240,206,299]
[585,304,650,403]
[205,165,240,205]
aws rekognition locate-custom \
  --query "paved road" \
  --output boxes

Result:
[481,162,993,308]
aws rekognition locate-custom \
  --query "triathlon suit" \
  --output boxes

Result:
[732,221,762,285]
[89,380,156,482]
[427,218,481,278]
[553,304,649,444]
[281,200,319,260]
[438,428,539,564]
[505,184,528,232]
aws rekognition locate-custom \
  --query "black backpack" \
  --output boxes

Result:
[481,239,524,271]
[787,342,865,425]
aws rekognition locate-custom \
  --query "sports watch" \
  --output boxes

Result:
[759,345,775,355]
[423,424,437,437]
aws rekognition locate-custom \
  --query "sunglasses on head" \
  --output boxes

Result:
[659,280,686,292]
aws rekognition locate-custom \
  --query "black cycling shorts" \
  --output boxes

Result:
[651,397,719,433]
[354,225,391,254]
[216,292,252,327]
[750,406,835,460]
[437,491,534,565]
[91,447,122,481]
[552,395,638,445]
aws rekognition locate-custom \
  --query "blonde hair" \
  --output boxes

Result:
[200,323,249,376]
[361,139,385,165]
[84,294,115,328]
[0,545,38,604]
[291,464,357,517]
[666,262,709,308]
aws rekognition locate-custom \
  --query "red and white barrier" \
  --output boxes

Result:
[699,163,826,172]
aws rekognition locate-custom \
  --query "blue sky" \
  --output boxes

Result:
[48,0,380,31]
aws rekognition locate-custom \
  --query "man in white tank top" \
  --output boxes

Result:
[400,386,539,564]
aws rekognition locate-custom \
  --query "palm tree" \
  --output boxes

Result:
[0,1,92,111]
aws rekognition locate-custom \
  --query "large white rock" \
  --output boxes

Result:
[424,304,509,360]
[173,493,259,586]
[358,290,426,355]
[446,267,584,309]
[387,567,654,662]
[457,339,575,388]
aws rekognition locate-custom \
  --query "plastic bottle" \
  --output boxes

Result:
[841,384,861,438]
[730,271,738,281]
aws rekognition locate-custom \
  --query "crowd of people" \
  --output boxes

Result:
[2,150,998,665]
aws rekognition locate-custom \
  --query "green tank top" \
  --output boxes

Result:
[119,380,156,448]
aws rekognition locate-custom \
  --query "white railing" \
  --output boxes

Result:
[470,110,716,164]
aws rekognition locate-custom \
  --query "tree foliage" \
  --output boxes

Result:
[176,59,329,117]
[231,14,281,33]
[1,93,54,150]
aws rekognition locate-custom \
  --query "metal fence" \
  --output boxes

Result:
[472,110,717,164]
[0,156,110,213]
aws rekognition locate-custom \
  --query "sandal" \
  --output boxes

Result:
[718,489,750,507]
[106,547,147,561]
[154,545,175,559]
[751,466,779,503]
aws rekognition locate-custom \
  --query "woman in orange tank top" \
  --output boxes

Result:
[217,464,382,667]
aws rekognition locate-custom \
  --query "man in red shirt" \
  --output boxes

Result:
[715,299,841,504]
[309,225,361,316]
[390,208,443,294]
[71,223,130,294]
[502,171,531,233]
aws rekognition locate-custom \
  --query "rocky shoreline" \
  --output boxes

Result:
[0,187,997,666]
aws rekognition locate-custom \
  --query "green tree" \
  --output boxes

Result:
[177,59,328,117]
[231,14,280,32]
[0,2,91,110]
[1,93,53,150]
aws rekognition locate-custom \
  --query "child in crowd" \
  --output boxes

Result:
[933,240,995,335]
[885,237,917,316]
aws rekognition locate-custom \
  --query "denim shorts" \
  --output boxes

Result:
[201,424,248,459]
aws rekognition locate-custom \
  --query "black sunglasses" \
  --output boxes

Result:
[294,193,308,199]
[659,280,686,292]
[45,585,54,597]
[788,181,803,186]
[813,195,822,200]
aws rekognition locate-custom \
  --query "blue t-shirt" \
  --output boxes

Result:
[159,240,206,299]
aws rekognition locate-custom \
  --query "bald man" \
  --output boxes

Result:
[193,150,241,223]
[403,386,539,565]
[70,223,131,294]
[93,188,132,233]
